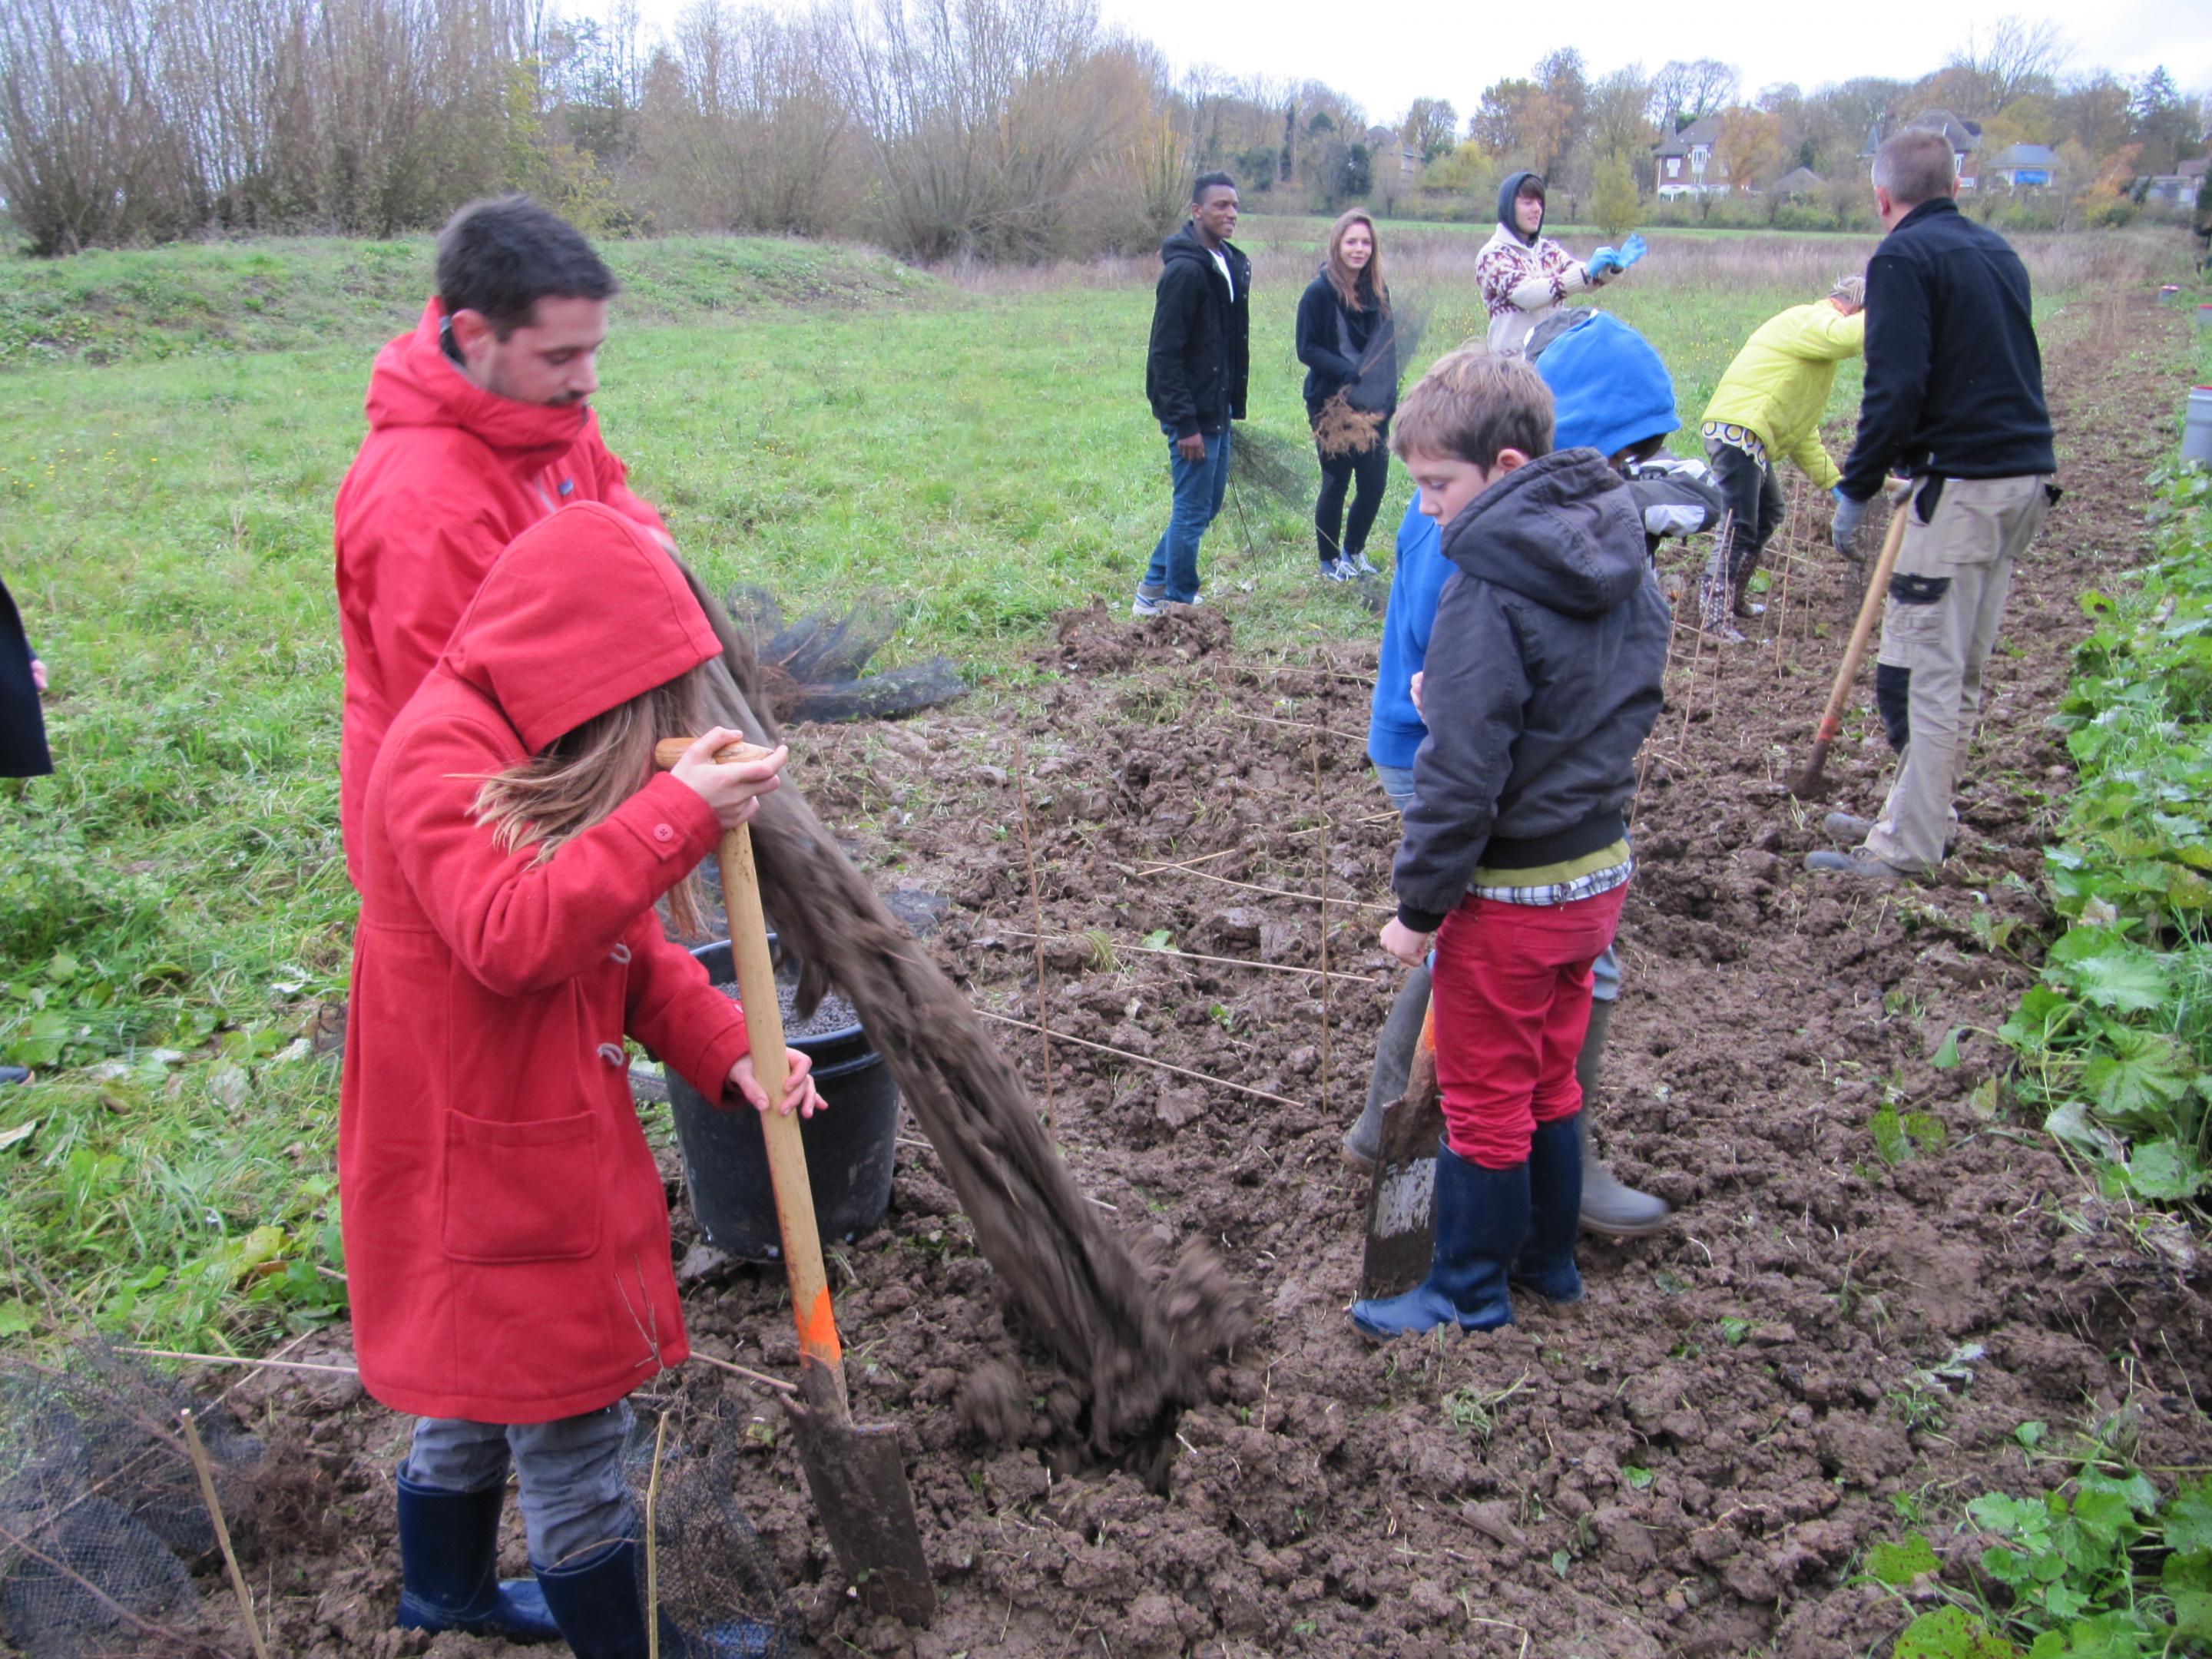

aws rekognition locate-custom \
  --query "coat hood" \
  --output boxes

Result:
[1161,222,1241,272]
[363,298,597,474]
[1497,171,1545,244]
[1439,449,1648,618]
[1537,313,1679,459]
[441,501,720,753]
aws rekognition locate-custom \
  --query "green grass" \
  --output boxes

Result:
[0,228,2149,1353]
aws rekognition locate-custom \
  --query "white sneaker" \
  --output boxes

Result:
[1346,552,1379,576]
[1131,588,1164,617]
[1320,559,1357,583]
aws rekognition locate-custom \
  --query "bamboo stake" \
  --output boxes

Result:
[986,926,1377,983]
[1310,733,1331,1113]
[644,1412,667,1659]
[1010,730,1054,1130]
[1117,861,1394,913]
[124,1346,356,1376]
[978,1012,1312,1109]
[180,1409,268,1659]
[687,1350,799,1396]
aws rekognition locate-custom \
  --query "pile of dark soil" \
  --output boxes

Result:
[168,295,2210,1659]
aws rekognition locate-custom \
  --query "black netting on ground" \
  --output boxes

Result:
[0,1340,261,1659]
[724,584,965,726]
[622,1399,793,1659]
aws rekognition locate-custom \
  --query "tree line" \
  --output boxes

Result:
[1,0,2205,258]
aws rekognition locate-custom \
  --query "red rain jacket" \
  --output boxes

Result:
[335,299,668,888]
[340,502,748,1423]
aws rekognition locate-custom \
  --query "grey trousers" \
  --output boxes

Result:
[405,1400,634,1571]
[1866,475,2053,871]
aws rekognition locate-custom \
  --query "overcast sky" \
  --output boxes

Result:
[1081,0,2212,125]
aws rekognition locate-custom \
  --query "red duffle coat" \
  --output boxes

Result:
[335,298,669,889]
[340,502,748,1423]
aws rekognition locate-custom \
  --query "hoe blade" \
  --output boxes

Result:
[1358,1015,1442,1301]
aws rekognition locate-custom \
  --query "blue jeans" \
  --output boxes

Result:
[1141,425,1232,604]
[1374,761,1621,1002]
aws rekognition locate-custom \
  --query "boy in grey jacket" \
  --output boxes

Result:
[1353,348,1671,1341]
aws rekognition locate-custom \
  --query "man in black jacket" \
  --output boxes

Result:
[1134,173,1249,616]
[1814,127,2057,882]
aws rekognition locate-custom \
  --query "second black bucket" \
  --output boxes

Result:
[664,940,899,1260]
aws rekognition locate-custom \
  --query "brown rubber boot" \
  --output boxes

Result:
[1575,998,1673,1237]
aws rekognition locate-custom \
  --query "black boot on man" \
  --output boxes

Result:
[1575,998,1672,1237]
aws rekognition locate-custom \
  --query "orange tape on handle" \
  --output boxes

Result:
[795,1286,843,1369]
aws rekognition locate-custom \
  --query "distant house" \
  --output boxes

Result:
[2144,156,2208,212]
[1771,166,1824,198]
[1986,144,2058,188]
[1653,114,1727,198]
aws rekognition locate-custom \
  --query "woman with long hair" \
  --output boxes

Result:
[1296,209,1397,581]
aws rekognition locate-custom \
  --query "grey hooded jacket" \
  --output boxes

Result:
[1393,448,1671,932]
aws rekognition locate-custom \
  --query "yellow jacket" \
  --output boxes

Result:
[1700,301,1866,491]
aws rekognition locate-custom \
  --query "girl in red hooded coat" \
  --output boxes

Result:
[342,500,820,1657]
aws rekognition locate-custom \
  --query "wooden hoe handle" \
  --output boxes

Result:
[1812,504,1912,747]
[654,737,849,1416]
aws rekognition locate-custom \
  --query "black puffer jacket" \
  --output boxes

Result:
[1294,272,1393,418]
[1393,449,1671,931]
[1145,224,1250,438]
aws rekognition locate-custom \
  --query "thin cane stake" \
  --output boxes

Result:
[979,1011,1313,1109]
[687,1350,800,1395]
[987,926,1377,983]
[124,1345,359,1376]
[1010,730,1054,1129]
[180,1409,269,1659]
[644,1411,667,1659]
[1118,861,1395,913]
[1310,733,1331,1111]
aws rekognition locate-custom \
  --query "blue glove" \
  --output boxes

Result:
[1618,233,1647,269]
[1588,246,1621,278]
[1830,486,1868,558]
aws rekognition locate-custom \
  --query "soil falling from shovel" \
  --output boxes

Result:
[677,561,1250,1459]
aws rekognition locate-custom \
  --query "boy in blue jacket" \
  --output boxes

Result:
[1351,315,1718,1239]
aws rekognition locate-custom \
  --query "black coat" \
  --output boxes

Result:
[1839,197,2055,499]
[1393,450,1671,931]
[1295,273,1395,418]
[1145,224,1250,437]
[0,576,50,778]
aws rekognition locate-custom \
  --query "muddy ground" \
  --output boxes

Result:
[165,295,2210,1659]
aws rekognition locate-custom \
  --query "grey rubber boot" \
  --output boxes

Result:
[1576,998,1673,1237]
[1344,965,1430,1171]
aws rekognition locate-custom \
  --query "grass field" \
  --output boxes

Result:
[0,224,2194,1353]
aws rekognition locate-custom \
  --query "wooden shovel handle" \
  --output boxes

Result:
[654,737,848,1404]
[1812,502,1912,746]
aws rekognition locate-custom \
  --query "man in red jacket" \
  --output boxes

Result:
[335,194,671,886]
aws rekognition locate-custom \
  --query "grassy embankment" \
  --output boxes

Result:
[0,224,2189,1353]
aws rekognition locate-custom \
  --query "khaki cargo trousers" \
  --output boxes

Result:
[1864,474,2055,873]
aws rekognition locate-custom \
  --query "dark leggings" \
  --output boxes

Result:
[1315,435,1390,565]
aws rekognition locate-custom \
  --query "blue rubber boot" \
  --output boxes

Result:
[1515,1113,1585,1303]
[1349,1139,1525,1339]
[536,1537,771,1659]
[393,1471,559,1641]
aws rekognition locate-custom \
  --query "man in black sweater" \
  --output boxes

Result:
[1813,127,2057,882]
[1134,173,1250,616]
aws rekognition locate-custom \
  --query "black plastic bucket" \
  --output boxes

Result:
[664,940,899,1260]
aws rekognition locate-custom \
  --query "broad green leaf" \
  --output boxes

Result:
[1894,1605,2019,1658]
[1866,1533,1941,1586]
[2061,950,2170,1014]
[2045,1101,2124,1164]
[1932,1028,1963,1069]
[2121,1141,2207,1200]
[2165,1480,2212,1555]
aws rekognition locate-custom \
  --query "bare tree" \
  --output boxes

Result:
[1399,96,1457,161]
[1650,57,1737,130]
[1946,15,2068,114]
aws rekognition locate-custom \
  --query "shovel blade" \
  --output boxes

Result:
[1359,1028,1443,1301]
[786,1402,935,1625]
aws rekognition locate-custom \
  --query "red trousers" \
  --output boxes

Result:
[1430,885,1629,1170]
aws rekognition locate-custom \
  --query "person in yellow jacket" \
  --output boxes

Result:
[1697,275,1866,638]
